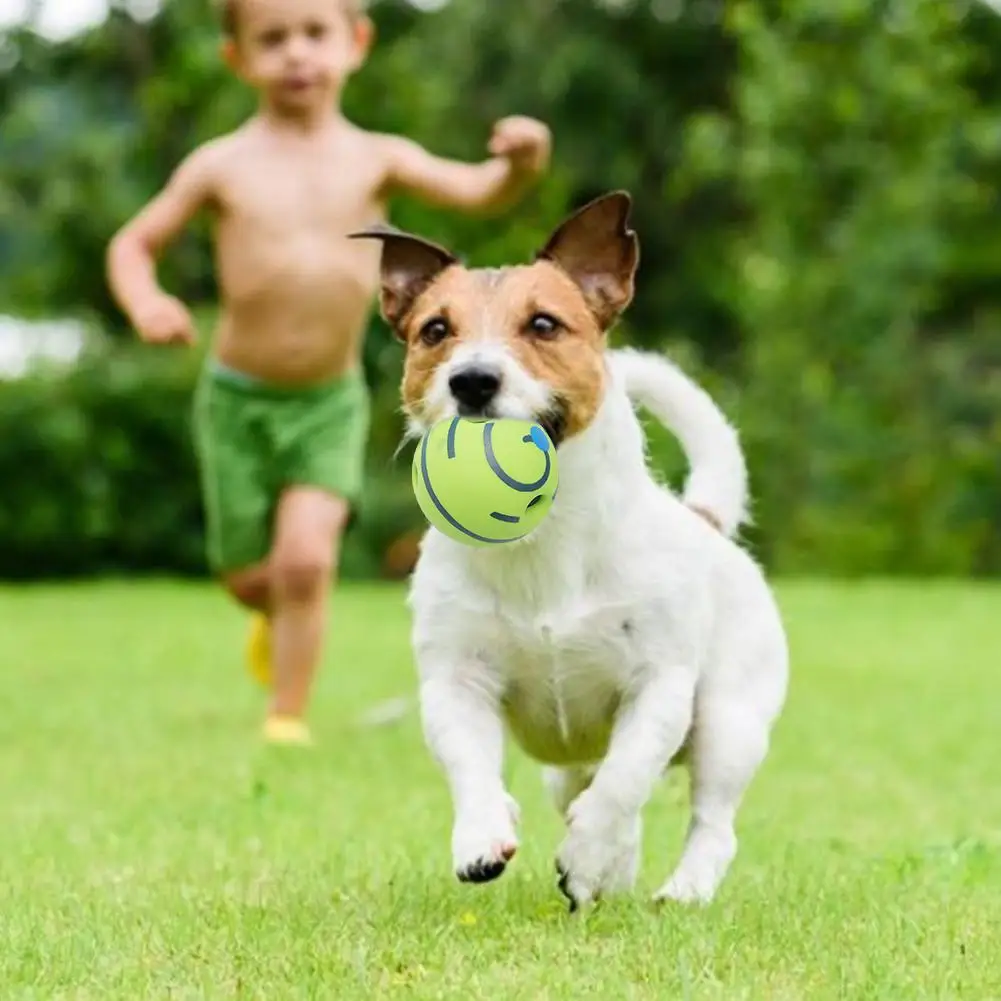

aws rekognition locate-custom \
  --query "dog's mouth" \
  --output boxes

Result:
[538,404,568,448]
[449,398,568,448]
[456,401,494,421]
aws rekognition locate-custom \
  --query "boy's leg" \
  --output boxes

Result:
[267,485,350,722]
[261,366,369,742]
[223,565,273,687]
[192,367,276,685]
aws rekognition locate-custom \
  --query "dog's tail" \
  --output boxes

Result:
[612,347,749,538]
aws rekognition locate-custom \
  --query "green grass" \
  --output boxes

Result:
[1,580,999,1000]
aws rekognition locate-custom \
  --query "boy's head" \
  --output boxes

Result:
[221,0,373,111]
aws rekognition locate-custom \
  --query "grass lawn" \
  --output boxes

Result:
[1,579,999,999]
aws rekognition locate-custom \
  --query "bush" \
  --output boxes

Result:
[0,341,425,581]
[0,345,201,578]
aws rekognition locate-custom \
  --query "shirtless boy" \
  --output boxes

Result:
[106,0,551,746]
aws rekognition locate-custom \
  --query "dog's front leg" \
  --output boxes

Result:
[557,667,695,909]
[420,671,519,884]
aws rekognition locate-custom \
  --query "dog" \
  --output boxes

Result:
[351,192,789,909]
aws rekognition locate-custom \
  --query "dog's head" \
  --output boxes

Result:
[351,191,639,446]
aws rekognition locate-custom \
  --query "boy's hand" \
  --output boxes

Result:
[488,116,552,176]
[131,292,196,346]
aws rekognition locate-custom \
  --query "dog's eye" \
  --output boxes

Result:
[419,317,451,347]
[527,313,562,339]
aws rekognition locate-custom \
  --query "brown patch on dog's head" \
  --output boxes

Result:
[400,263,609,441]
[350,192,640,444]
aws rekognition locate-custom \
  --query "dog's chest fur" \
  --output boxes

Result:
[489,568,640,765]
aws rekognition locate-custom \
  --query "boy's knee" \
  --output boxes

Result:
[272,548,332,602]
[323,496,352,538]
[224,567,270,610]
[270,487,349,601]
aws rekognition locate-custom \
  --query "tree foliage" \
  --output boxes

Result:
[1,0,1000,578]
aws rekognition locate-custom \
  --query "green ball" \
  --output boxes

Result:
[411,417,559,546]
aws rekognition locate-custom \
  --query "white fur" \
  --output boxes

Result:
[407,345,788,908]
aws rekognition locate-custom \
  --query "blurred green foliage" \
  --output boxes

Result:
[1,0,1000,579]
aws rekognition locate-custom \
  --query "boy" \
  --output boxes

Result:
[106,0,551,747]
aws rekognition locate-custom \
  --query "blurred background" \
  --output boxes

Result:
[1,0,1000,583]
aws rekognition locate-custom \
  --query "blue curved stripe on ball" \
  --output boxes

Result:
[490,511,520,524]
[446,417,460,459]
[483,422,551,492]
[420,432,528,545]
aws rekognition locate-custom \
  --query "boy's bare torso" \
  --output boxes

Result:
[207,118,386,384]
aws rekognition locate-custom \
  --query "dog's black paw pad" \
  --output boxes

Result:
[555,861,579,912]
[456,858,508,884]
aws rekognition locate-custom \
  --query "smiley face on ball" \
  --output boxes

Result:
[412,417,559,546]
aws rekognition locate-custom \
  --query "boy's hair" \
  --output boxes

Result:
[220,0,365,37]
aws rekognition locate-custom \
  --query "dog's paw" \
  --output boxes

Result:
[601,822,642,895]
[555,792,640,911]
[652,828,735,906]
[652,869,714,906]
[452,795,520,885]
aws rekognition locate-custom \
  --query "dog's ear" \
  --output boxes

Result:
[349,224,457,337]
[535,191,639,329]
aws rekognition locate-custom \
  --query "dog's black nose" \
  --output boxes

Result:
[449,367,502,411]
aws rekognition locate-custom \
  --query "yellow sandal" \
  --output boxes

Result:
[245,612,273,688]
[262,715,314,747]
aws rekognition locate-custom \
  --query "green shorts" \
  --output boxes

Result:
[192,360,370,573]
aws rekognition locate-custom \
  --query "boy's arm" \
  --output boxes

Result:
[379,116,552,216]
[106,142,222,343]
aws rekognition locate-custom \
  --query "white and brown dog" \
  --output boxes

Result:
[352,192,788,909]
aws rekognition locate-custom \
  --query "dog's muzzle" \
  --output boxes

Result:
[449,365,502,415]
[445,363,568,447]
